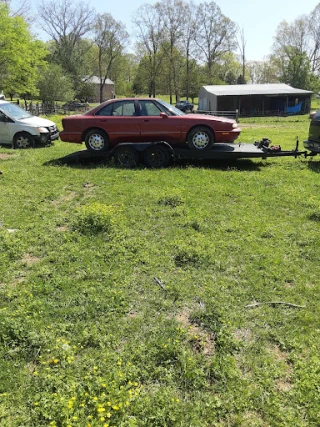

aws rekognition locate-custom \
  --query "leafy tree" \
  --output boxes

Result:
[0,4,48,97]
[279,48,314,90]
[36,64,75,103]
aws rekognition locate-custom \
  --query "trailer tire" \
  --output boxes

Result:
[143,145,171,168]
[114,146,140,168]
[187,126,214,150]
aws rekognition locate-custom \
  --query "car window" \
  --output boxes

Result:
[96,101,136,116]
[0,111,6,122]
[139,101,163,116]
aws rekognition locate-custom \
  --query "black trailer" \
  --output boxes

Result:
[60,138,314,168]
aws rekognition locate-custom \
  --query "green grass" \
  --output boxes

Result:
[0,114,320,426]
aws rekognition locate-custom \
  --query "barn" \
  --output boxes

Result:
[83,76,115,103]
[198,83,313,117]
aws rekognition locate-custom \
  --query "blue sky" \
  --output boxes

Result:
[31,0,320,61]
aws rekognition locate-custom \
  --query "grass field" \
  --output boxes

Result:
[0,114,320,426]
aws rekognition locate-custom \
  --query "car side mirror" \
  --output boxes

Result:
[160,112,168,118]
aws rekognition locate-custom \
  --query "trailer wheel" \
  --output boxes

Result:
[143,145,171,168]
[114,146,140,168]
[187,126,214,150]
[85,129,109,152]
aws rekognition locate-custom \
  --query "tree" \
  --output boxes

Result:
[309,4,320,73]
[237,27,246,84]
[0,4,48,97]
[155,0,186,103]
[37,63,75,103]
[180,2,198,100]
[37,0,95,92]
[92,13,128,103]
[132,4,163,97]
[195,1,237,83]
[279,48,314,90]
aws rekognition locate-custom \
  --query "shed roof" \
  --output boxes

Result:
[202,83,313,96]
[84,76,114,85]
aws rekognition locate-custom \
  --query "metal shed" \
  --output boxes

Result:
[198,83,313,117]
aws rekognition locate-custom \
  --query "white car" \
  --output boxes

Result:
[0,100,59,148]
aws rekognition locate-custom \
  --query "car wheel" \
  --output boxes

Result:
[187,126,214,150]
[85,129,109,152]
[114,146,140,168]
[13,132,34,149]
[143,145,171,169]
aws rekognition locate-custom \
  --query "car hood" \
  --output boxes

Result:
[190,113,236,124]
[17,116,56,127]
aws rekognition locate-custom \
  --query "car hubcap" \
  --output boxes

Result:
[192,131,209,149]
[88,134,105,150]
[16,136,30,148]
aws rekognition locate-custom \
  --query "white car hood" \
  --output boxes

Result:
[18,116,56,127]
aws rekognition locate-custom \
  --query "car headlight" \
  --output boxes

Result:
[232,123,238,129]
[37,127,49,133]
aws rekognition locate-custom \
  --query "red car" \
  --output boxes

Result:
[59,98,241,152]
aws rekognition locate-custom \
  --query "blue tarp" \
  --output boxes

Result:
[285,102,302,113]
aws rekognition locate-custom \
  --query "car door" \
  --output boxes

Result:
[94,100,141,143]
[0,111,12,145]
[137,100,182,144]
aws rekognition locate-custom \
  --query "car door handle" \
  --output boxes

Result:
[143,119,149,122]
[99,119,107,122]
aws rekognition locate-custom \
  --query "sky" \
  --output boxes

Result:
[29,0,320,61]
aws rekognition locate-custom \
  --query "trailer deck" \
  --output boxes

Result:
[55,139,312,168]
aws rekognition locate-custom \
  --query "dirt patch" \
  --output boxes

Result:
[176,308,215,356]
[56,226,69,232]
[0,153,14,160]
[21,253,41,266]
[234,328,253,344]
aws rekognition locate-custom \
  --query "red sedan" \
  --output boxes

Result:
[59,98,241,152]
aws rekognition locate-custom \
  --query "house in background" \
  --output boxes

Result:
[84,76,115,103]
[198,84,313,117]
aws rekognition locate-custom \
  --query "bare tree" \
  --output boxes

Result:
[1,0,34,22]
[155,0,186,103]
[132,4,163,97]
[273,17,310,60]
[93,13,129,102]
[237,27,246,83]
[37,0,95,82]
[309,4,320,73]
[180,2,197,100]
[195,1,237,83]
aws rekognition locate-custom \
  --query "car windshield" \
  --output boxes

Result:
[157,99,185,116]
[0,102,33,120]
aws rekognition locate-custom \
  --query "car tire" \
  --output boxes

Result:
[143,145,171,169]
[187,126,214,150]
[85,129,109,152]
[13,132,34,149]
[114,146,140,168]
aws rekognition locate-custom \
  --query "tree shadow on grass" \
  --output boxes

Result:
[43,149,271,172]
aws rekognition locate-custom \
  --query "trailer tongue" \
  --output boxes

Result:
[172,138,309,161]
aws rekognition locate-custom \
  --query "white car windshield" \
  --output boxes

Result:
[0,102,33,120]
